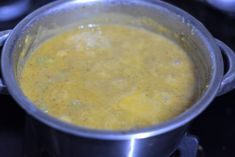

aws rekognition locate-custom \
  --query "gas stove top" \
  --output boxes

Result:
[0,0,235,157]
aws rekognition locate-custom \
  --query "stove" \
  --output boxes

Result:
[0,0,235,157]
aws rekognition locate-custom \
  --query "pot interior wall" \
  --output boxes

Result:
[13,0,211,108]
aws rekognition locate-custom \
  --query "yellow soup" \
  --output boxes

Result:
[20,24,197,130]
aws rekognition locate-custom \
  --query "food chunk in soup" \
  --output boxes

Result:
[20,24,197,130]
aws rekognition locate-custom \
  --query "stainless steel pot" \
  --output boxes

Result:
[1,0,235,157]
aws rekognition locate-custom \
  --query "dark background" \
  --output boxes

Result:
[0,0,235,157]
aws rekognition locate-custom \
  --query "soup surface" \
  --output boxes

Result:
[20,24,197,130]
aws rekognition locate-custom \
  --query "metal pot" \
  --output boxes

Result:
[1,0,235,157]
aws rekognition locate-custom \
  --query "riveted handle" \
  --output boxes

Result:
[0,30,11,94]
[216,39,235,96]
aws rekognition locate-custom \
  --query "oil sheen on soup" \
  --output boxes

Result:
[20,24,197,131]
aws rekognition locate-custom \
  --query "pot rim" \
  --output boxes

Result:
[1,0,223,140]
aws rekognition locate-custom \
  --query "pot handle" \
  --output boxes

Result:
[216,39,235,96]
[178,135,198,157]
[0,30,11,94]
